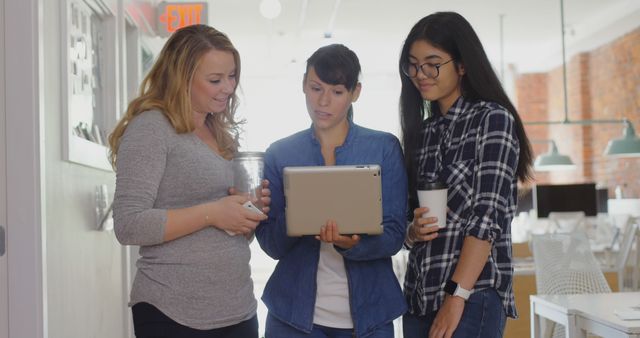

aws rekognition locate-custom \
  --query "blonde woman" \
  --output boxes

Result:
[109,24,269,338]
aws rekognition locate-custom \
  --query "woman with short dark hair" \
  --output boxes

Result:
[256,44,408,338]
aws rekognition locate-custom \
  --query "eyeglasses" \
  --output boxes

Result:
[401,59,454,79]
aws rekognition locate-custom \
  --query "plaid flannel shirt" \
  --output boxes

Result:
[404,96,519,318]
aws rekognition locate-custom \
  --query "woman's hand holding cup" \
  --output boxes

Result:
[258,179,271,214]
[407,180,447,243]
[408,207,440,243]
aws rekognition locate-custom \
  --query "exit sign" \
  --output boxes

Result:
[157,2,208,37]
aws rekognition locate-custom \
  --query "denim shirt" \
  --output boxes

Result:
[255,121,408,337]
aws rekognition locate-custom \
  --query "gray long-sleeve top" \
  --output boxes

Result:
[113,110,256,330]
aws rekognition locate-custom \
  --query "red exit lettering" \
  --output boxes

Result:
[157,3,208,36]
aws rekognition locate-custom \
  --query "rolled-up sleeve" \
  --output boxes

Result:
[113,112,169,246]
[463,109,519,242]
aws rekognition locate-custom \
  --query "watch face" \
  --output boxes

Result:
[444,280,457,295]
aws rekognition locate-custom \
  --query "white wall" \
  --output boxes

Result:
[235,60,403,152]
[5,0,45,336]
[41,0,127,337]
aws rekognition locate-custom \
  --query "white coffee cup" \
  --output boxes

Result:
[417,181,448,228]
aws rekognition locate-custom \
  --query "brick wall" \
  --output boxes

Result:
[515,73,552,186]
[515,27,640,198]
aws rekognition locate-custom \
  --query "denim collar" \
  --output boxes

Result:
[307,119,358,152]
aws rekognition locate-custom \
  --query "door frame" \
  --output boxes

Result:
[0,0,8,335]
[5,0,46,337]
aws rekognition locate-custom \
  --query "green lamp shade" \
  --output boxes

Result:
[604,122,640,157]
[534,141,576,171]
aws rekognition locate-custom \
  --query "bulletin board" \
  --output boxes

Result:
[61,0,117,171]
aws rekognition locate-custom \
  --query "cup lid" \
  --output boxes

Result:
[417,180,447,190]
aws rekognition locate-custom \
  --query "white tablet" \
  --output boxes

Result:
[283,165,383,236]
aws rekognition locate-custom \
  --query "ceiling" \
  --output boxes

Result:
[147,0,640,76]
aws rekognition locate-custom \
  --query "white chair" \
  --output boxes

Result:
[531,231,612,338]
[614,218,640,291]
[548,211,586,233]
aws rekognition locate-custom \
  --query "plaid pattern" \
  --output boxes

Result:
[404,96,519,318]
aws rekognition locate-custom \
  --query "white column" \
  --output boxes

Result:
[5,0,46,337]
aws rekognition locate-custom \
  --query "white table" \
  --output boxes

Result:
[530,292,640,338]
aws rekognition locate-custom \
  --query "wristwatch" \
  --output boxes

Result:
[444,280,472,300]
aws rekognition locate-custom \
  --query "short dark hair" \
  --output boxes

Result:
[306,44,361,91]
[305,44,361,120]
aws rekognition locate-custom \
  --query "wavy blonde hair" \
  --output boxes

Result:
[108,24,242,167]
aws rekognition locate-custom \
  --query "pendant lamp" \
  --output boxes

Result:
[604,120,640,157]
[534,140,576,171]
[523,0,640,158]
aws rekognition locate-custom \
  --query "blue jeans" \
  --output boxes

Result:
[402,289,506,338]
[266,313,394,338]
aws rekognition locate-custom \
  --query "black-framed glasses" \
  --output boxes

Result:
[401,59,454,79]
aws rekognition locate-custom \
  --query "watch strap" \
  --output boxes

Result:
[444,280,471,300]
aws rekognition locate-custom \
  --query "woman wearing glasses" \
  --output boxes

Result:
[398,12,533,338]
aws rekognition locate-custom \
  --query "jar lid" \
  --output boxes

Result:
[234,151,265,159]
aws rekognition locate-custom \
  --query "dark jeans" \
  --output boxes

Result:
[132,302,258,338]
[265,313,394,338]
[402,288,506,338]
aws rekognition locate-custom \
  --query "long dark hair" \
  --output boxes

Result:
[305,44,361,120]
[399,12,533,201]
